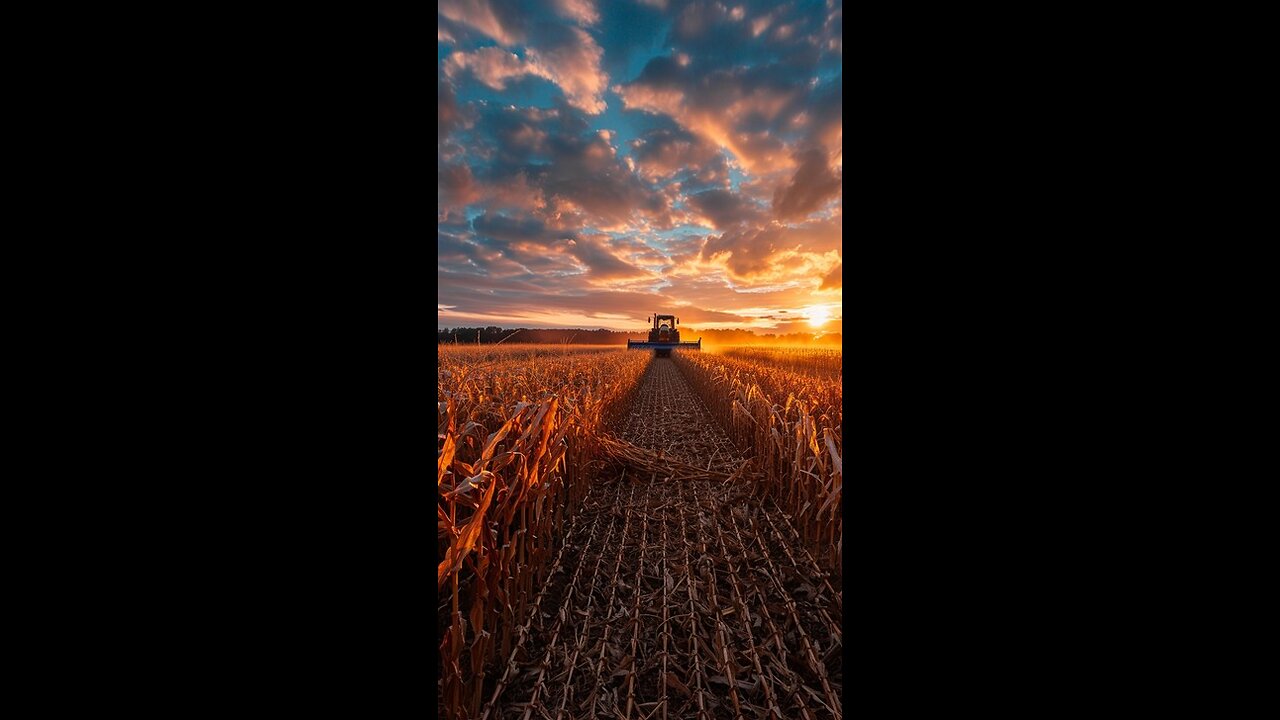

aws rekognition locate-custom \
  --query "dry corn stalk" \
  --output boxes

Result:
[439,345,843,719]
[438,347,649,720]
[672,350,843,573]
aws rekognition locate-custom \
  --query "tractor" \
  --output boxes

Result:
[626,313,702,357]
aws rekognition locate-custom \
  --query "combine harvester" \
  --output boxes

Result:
[626,313,702,357]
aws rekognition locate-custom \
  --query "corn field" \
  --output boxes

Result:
[713,347,842,378]
[671,351,843,571]
[439,346,843,719]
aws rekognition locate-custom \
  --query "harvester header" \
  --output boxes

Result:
[626,313,702,356]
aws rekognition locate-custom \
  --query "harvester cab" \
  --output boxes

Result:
[626,313,703,357]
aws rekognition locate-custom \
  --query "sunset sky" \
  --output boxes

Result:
[439,0,842,334]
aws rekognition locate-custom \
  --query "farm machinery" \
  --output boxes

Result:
[626,313,702,357]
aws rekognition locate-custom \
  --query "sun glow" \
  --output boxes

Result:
[807,306,831,328]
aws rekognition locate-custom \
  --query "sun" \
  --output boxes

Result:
[807,306,831,328]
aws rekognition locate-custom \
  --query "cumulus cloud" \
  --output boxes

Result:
[687,189,763,229]
[438,0,523,45]
[565,235,651,279]
[612,0,841,178]
[819,262,841,290]
[629,128,726,182]
[442,26,608,114]
[472,212,563,244]
[696,216,841,282]
[438,81,460,142]
[469,213,650,281]
[535,130,666,226]
[618,57,806,172]
[445,101,673,230]
[668,306,751,324]
[699,224,786,277]
[773,148,841,220]
[804,76,842,153]
[438,0,842,330]
[438,162,478,209]
[443,47,529,91]
[552,0,599,26]
[525,25,608,114]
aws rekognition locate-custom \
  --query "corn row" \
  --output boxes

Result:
[439,347,649,720]
[716,346,842,378]
[671,351,842,573]
[479,502,598,720]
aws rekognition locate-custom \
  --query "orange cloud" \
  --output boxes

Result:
[438,0,520,45]
[442,28,607,114]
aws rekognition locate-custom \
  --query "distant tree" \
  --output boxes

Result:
[435,324,840,346]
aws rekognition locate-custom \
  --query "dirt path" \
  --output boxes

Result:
[486,358,843,720]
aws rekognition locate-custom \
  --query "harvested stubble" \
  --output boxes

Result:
[438,347,649,720]
[671,350,843,573]
[476,353,841,719]
[483,475,842,720]
[440,346,843,720]
[616,357,747,473]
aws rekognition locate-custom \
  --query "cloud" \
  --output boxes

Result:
[773,147,841,220]
[804,75,842,153]
[618,57,807,173]
[819,262,841,290]
[442,28,607,114]
[687,189,763,229]
[525,25,608,114]
[438,81,460,142]
[443,47,530,91]
[438,0,842,330]
[438,162,478,208]
[472,212,564,243]
[552,0,599,26]
[565,235,651,279]
[668,306,751,324]
[437,0,524,45]
[611,1,842,178]
[700,224,786,277]
[629,128,727,184]
[444,100,672,230]
[469,213,649,281]
[697,217,842,282]
[535,129,666,226]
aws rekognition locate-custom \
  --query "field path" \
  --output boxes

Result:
[617,358,745,472]
[484,358,843,720]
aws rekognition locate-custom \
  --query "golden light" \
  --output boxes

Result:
[807,306,831,328]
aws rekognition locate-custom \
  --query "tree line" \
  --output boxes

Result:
[437,327,841,346]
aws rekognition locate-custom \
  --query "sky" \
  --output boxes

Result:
[439,0,842,334]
